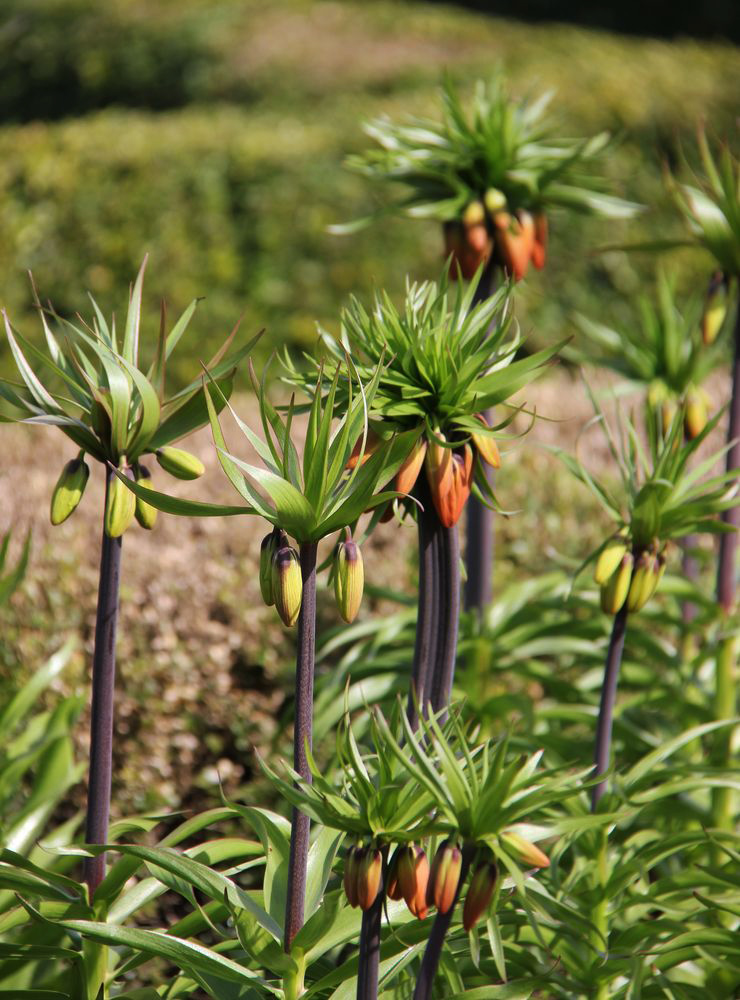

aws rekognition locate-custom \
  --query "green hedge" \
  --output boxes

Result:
[0,2,737,385]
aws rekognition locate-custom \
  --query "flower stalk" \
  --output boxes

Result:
[284,540,318,952]
[592,604,629,810]
[84,467,124,898]
[408,478,441,729]
[464,257,498,616]
[412,844,474,1000]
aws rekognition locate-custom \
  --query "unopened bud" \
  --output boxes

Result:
[357,847,383,911]
[334,539,364,624]
[600,552,634,615]
[259,528,287,606]
[105,463,136,538]
[344,846,362,908]
[386,847,404,901]
[156,446,205,480]
[531,213,548,270]
[272,545,302,627]
[347,429,382,470]
[702,271,727,345]
[133,464,158,530]
[594,533,629,586]
[501,831,550,869]
[396,436,427,496]
[463,200,487,229]
[484,188,507,216]
[398,844,429,920]
[684,389,708,440]
[462,860,498,932]
[50,453,89,525]
[428,444,474,528]
[471,414,501,469]
[427,840,463,914]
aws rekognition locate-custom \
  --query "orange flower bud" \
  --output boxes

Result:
[396,436,428,496]
[531,213,548,270]
[347,429,382,470]
[462,860,498,932]
[356,847,383,911]
[495,210,535,281]
[386,846,404,900]
[343,846,362,908]
[471,414,501,469]
[427,840,463,914]
[428,443,474,527]
[397,844,430,919]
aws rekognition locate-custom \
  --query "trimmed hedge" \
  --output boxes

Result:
[0,2,737,384]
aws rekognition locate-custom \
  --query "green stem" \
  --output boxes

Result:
[284,541,318,953]
[590,829,610,1000]
[712,632,736,842]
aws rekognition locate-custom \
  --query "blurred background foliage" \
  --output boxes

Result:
[0,0,738,384]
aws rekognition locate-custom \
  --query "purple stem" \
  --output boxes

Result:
[591,604,629,810]
[464,258,498,616]
[430,523,461,721]
[412,844,474,1000]
[356,846,388,1000]
[716,300,740,614]
[408,478,441,728]
[84,467,123,898]
[284,540,318,952]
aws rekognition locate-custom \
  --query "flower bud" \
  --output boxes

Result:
[347,429,382,470]
[684,389,708,440]
[471,414,501,470]
[333,539,364,624]
[396,437,427,496]
[105,463,136,538]
[272,545,302,627]
[398,844,429,920]
[600,552,634,615]
[428,443,474,527]
[133,464,158,530]
[462,860,498,932]
[594,533,629,586]
[427,840,463,914]
[156,446,205,480]
[50,454,89,525]
[343,846,362,908]
[385,847,404,901]
[259,528,287,606]
[484,188,507,215]
[702,271,727,345]
[462,200,486,229]
[661,398,678,438]
[500,831,550,869]
[495,210,535,281]
[357,847,383,911]
[531,213,548,270]
[627,551,654,613]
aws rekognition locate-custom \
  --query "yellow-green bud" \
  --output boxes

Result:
[702,271,727,345]
[594,533,629,586]
[333,540,364,624]
[156,446,205,480]
[626,551,656,613]
[105,464,136,538]
[600,552,634,615]
[133,465,158,530]
[684,388,708,440]
[259,528,288,606]
[272,545,302,627]
[500,831,550,869]
[462,200,486,228]
[50,454,89,525]
[484,187,507,215]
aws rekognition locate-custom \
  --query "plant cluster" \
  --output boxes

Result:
[0,72,738,1000]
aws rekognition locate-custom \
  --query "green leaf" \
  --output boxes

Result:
[111,466,250,518]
